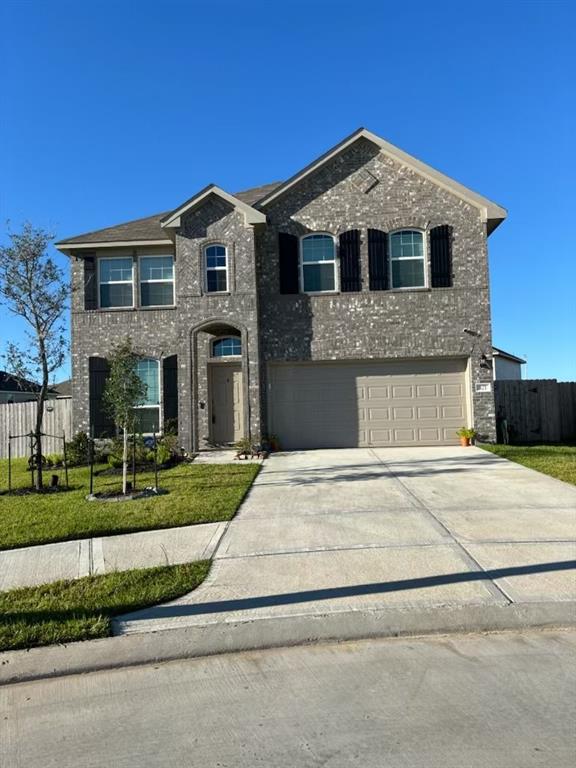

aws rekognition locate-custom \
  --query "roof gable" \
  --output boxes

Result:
[256,127,507,232]
[160,185,266,229]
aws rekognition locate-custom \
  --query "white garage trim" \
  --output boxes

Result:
[268,358,471,450]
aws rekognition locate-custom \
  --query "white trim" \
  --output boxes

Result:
[161,185,267,228]
[257,128,507,230]
[97,255,135,309]
[388,229,427,291]
[138,254,176,308]
[299,233,339,294]
[57,239,172,252]
[204,243,229,294]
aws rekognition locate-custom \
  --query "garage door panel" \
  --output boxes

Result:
[393,406,415,419]
[269,359,467,449]
[417,406,439,419]
[392,385,414,398]
[419,427,442,442]
[366,385,390,400]
[442,404,465,419]
[367,407,390,420]
[394,428,417,442]
[368,429,392,443]
[441,383,463,397]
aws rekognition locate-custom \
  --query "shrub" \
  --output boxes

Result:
[107,453,123,469]
[46,453,64,467]
[156,444,172,465]
[65,431,91,466]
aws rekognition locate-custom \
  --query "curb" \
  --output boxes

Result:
[1,601,575,686]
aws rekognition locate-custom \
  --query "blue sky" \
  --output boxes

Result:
[1,0,574,382]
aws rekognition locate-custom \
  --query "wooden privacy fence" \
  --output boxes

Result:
[0,398,73,458]
[494,379,576,444]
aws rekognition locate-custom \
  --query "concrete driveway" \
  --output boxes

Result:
[116,447,576,636]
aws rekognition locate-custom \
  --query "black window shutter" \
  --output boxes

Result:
[84,254,97,309]
[89,357,114,438]
[278,232,299,294]
[367,229,389,290]
[430,225,453,287]
[339,230,361,292]
[162,355,178,434]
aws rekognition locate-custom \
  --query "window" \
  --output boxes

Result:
[389,230,426,289]
[140,256,174,307]
[99,257,133,308]
[212,337,242,357]
[300,234,337,293]
[205,245,228,293]
[134,358,160,433]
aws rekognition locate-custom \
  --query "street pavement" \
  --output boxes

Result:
[1,630,574,767]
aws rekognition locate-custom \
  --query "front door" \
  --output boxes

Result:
[209,363,244,444]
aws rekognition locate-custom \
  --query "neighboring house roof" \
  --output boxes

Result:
[257,128,507,232]
[0,371,61,397]
[52,379,72,397]
[55,126,507,251]
[55,182,282,249]
[492,347,526,364]
[0,371,42,393]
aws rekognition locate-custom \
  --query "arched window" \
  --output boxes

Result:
[212,337,242,357]
[134,358,160,433]
[300,234,337,293]
[389,230,426,289]
[205,244,228,293]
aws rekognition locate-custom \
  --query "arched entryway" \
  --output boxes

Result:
[189,319,251,451]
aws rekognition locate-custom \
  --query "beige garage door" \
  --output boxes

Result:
[268,359,468,449]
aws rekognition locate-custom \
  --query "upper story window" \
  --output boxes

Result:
[300,234,337,293]
[212,336,242,357]
[99,257,134,308]
[140,256,174,307]
[134,357,160,433]
[389,230,425,289]
[205,244,228,293]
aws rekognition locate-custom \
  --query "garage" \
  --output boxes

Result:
[268,359,469,449]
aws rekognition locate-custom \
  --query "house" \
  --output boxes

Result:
[52,379,73,398]
[56,127,506,451]
[0,371,56,404]
[492,347,525,381]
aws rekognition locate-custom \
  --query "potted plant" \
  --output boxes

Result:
[456,427,477,447]
[234,437,252,460]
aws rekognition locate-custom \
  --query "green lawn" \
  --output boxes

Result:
[0,459,259,550]
[0,561,210,652]
[481,444,576,486]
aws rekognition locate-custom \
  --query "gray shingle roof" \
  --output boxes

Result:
[57,182,283,246]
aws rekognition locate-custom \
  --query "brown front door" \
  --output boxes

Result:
[209,363,244,444]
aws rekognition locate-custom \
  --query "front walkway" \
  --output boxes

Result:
[0,523,226,591]
[115,446,576,634]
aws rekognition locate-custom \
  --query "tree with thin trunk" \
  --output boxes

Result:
[102,338,146,495]
[0,223,69,490]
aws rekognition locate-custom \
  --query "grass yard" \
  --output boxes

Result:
[0,459,260,550]
[481,444,576,486]
[0,560,210,652]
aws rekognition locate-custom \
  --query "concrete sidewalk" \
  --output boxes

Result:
[0,522,226,591]
[116,447,576,634]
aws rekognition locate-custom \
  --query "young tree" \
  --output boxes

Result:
[102,338,146,494]
[0,223,69,490]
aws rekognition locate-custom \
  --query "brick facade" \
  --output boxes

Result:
[68,135,498,448]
